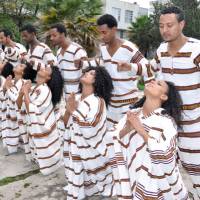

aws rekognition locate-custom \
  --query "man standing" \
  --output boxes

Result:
[49,24,87,97]
[152,6,200,199]
[21,24,56,70]
[84,14,154,127]
[0,29,27,67]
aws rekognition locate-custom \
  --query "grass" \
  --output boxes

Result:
[0,169,40,186]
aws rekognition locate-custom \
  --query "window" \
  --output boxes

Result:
[112,7,121,21]
[125,10,133,23]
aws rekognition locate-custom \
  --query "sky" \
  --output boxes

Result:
[122,0,151,8]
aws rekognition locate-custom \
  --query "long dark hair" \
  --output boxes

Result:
[47,66,64,107]
[1,62,14,78]
[131,81,182,127]
[79,66,113,106]
[23,62,37,83]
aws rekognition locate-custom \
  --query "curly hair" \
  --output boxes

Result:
[47,66,64,107]
[130,81,182,127]
[79,66,113,107]
[23,62,37,83]
[1,62,14,78]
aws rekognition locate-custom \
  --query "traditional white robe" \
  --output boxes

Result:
[4,43,27,67]
[57,42,87,97]
[25,83,62,175]
[63,94,115,200]
[0,76,5,139]
[151,38,200,198]
[110,108,189,200]
[1,79,24,153]
[27,43,56,70]
[83,40,154,127]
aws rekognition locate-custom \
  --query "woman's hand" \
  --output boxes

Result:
[119,120,133,138]
[22,80,32,94]
[66,93,78,114]
[127,110,149,142]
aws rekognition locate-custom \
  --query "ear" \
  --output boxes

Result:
[180,20,185,30]
[160,94,168,102]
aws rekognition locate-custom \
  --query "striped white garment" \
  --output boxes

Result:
[110,108,189,200]
[27,43,56,70]
[0,48,5,62]
[25,83,62,175]
[151,38,200,199]
[0,76,5,139]
[4,43,27,67]
[83,40,154,128]
[57,42,87,98]
[1,79,25,154]
[63,94,115,200]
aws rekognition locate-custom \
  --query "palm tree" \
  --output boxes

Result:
[128,15,155,57]
[39,0,103,56]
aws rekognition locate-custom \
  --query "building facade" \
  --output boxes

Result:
[102,0,148,38]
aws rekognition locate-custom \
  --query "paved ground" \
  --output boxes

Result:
[0,140,197,200]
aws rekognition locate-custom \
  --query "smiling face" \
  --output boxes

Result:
[159,13,185,42]
[144,80,169,102]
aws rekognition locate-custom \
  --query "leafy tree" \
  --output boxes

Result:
[171,0,200,39]
[128,15,155,57]
[40,0,103,56]
[0,15,20,42]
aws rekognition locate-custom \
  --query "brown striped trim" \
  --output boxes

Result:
[36,89,50,108]
[128,142,146,169]
[181,102,200,110]
[61,67,80,71]
[38,43,46,48]
[179,147,200,153]
[178,131,200,138]
[194,53,200,66]
[130,51,144,63]
[146,64,154,78]
[155,54,160,64]
[112,77,137,82]
[110,97,138,104]
[40,159,60,170]
[30,55,42,60]
[109,101,134,108]
[107,117,118,124]
[111,89,137,97]
[31,123,56,138]
[175,83,200,91]
[162,67,199,74]
[76,108,86,120]
[37,148,60,160]
[83,100,90,110]
[36,137,59,149]
[103,59,118,65]
[179,116,200,125]
[121,44,133,52]
[74,47,83,55]
[59,59,74,64]
[136,63,142,76]
[73,98,104,127]
[42,50,52,59]
[161,51,192,57]
[182,162,200,173]
[63,78,80,84]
